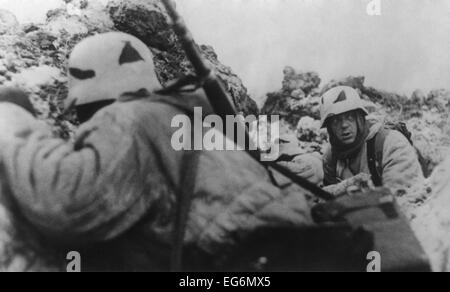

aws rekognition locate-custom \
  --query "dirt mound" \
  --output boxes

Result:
[261,67,322,128]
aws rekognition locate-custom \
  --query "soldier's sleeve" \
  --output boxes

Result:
[0,102,165,244]
[381,130,425,193]
[322,144,338,186]
[277,153,324,185]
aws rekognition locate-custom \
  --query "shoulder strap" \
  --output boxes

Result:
[170,150,200,271]
[143,92,202,271]
[326,148,339,186]
[367,129,388,187]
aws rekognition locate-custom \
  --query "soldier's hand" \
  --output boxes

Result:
[0,87,36,116]
[278,153,324,185]
[323,173,374,197]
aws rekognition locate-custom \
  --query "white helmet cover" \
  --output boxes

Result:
[66,32,160,109]
[320,86,369,128]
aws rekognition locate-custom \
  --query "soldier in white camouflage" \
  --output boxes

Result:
[0,32,315,271]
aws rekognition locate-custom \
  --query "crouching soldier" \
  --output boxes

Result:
[0,32,315,271]
[320,86,424,193]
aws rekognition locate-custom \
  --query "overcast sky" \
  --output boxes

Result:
[1,0,449,104]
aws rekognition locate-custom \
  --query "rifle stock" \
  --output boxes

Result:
[161,0,334,201]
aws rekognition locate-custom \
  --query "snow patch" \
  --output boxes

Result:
[8,66,63,90]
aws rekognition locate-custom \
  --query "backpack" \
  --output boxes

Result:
[367,122,427,187]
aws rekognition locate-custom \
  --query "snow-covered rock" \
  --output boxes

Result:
[0,9,19,35]
[8,65,63,90]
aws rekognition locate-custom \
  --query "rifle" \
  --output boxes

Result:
[161,0,333,201]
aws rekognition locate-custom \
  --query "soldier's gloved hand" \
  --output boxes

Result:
[0,87,36,116]
[278,153,324,185]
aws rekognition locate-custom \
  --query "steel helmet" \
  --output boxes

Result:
[65,32,160,109]
[320,86,369,128]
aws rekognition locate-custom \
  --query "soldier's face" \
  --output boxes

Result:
[330,111,358,145]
